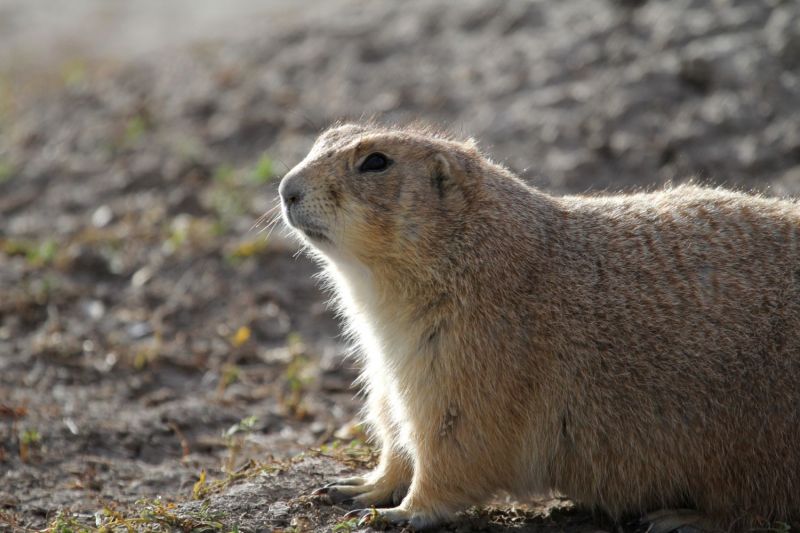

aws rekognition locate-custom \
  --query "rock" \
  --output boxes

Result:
[679,55,714,92]
[91,205,113,228]
[766,6,800,69]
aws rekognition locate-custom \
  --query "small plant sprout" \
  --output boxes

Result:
[61,58,87,87]
[226,239,268,263]
[222,364,241,386]
[47,510,91,533]
[0,159,14,183]
[212,164,235,184]
[206,164,250,230]
[19,428,42,463]
[193,469,208,500]
[282,354,311,420]
[332,517,360,532]
[222,415,259,472]
[123,114,149,145]
[277,333,317,420]
[3,238,58,267]
[216,363,242,396]
[250,154,275,184]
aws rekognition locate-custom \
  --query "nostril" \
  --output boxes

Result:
[279,173,304,207]
[280,183,303,206]
[287,192,302,206]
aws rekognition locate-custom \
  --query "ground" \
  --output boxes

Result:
[1,0,799,531]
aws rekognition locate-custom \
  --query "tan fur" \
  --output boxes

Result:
[278,122,800,530]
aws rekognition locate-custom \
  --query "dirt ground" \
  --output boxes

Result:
[1,0,799,531]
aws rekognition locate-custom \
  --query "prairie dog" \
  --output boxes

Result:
[278,123,800,530]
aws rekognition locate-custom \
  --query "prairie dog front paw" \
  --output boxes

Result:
[314,470,409,507]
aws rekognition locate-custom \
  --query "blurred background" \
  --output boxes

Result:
[1,0,799,530]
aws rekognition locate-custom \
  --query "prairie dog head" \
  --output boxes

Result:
[278,123,483,267]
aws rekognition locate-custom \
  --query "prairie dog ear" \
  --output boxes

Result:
[430,151,474,199]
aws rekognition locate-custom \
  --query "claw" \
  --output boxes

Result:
[312,476,368,498]
[358,510,383,528]
[342,506,438,529]
[311,485,330,496]
[344,508,371,520]
[350,507,413,528]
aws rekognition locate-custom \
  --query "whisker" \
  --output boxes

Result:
[259,218,283,241]
[251,214,269,232]
[260,201,281,217]
[264,216,284,242]
[258,213,283,235]
[251,209,275,230]
[250,203,282,232]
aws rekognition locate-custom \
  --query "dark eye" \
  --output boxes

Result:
[359,152,392,173]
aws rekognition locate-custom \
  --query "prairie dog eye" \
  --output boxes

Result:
[359,152,392,173]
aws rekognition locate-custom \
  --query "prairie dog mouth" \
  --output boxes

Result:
[293,222,332,244]
[282,206,331,243]
[301,227,331,243]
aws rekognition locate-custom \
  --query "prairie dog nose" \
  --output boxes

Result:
[279,172,305,207]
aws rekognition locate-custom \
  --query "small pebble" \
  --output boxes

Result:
[91,205,113,228]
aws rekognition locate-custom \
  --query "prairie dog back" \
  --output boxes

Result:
[549,187,800,520]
